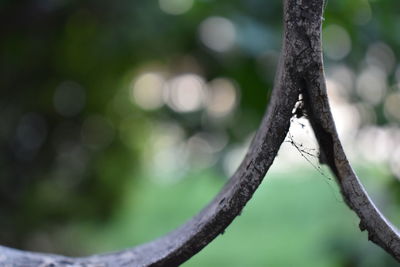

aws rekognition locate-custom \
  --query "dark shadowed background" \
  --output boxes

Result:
[0,0,399,266]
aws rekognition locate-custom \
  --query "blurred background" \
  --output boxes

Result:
[0,0,399,266]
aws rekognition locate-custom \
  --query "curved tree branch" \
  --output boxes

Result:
[0,0,399,266]
[279,0,400,261]
[0,2,301,266]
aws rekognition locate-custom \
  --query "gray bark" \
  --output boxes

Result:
[282,0,400,262]
[0,0,398,266]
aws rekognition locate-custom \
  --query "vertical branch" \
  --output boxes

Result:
[293,0,400,262]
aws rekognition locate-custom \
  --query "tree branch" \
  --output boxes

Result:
[0,0,398,266]
[283,0,400,262]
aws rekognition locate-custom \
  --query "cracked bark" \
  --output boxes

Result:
[0,0,399,266]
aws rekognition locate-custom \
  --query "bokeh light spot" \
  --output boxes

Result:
[396,65,400,84]
[326,64,355,99]
[199,16,236,53]
[206,78,238,118]
[323,24,352,61]
[165,74,206,113]
[159,0,194,15]
[354,0,372,25]
[131,72,165,111]
[356,66,387,105]
[366,42,396,75]
[384,92,400,121]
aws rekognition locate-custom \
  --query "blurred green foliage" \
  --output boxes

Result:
[0,0,399,265]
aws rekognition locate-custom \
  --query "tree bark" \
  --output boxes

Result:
[0,0,398,266]
[282,0,400,262]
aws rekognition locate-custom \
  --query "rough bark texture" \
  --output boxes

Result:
[0,0,399,266]
[282,0,400,262]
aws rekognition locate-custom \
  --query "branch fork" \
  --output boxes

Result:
[1,0,399,265]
